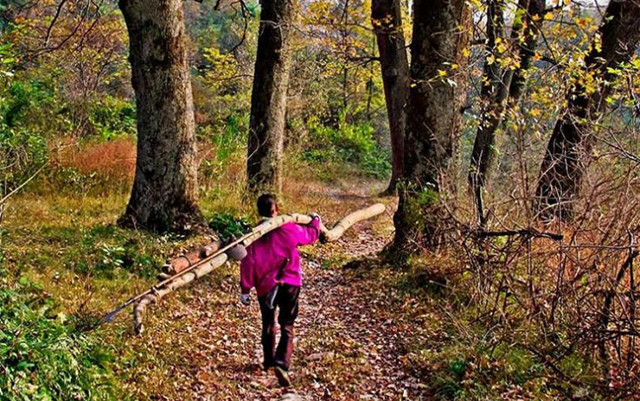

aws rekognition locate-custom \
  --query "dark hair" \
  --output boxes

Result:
[257,193,277,217]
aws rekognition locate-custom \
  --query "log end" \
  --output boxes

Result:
[133,295,156,336]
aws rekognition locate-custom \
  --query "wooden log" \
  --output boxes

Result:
[134,253,229,334]
[133,295,156,334]
[164,241,222,275]
[133,203,386,334]
[163,204,386,274]
[166,250,200,274]
[321,203,386,242]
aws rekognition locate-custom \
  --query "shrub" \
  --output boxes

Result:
[88,96,136,141]
[0,278,122,401]
[302,115,391,179]
[0,127,47,193]
[208,212,252,241]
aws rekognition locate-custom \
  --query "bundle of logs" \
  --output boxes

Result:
[133,203,386,334]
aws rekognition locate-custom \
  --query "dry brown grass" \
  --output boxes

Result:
[57,137,137,182]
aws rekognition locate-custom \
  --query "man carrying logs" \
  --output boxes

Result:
[239,193,321,387]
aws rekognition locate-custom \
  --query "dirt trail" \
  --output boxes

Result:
[146,189,429,401]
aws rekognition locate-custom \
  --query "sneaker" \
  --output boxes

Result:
[274,366,291,387]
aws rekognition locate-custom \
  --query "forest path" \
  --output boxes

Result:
[147,184,430,401]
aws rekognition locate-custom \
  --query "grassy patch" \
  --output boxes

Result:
[0,275,125,401]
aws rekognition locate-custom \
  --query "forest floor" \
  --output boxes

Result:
[124,181,434,401]
[146,199,431,400]
[2,176,440,401]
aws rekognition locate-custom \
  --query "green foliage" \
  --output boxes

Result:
[198,112,249,182]
[0,127,47,192]
[0,51,49,193]
[302,114,391,179]
[208,212,251,241]
[0,43,15,76]
[0,282,122,401]
[3,80,56,128]
[88,96,136,141]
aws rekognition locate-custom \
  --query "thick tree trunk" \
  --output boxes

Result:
[468,0,544,226]
[391,0,471,255]
[118,0,201,232]
[247,0,296,195]
[371,0,409,195]
[534,0,640,222]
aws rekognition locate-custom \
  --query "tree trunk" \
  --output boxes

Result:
[534,0,640,222]
[468,0,504,226]
[371,0,409,195]
[247,0,296,195]
[508,0,546,103]
[391,0,471,255]
[468,0,545,226]
[118,0,201,232]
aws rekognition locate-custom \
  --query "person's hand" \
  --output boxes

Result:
[240,293,251,306]
[309,212,321,224]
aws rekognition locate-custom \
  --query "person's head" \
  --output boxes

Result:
[257,193,278,217]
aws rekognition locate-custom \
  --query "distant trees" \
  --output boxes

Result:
[392,0,471,254]
[119,0,202,231]
[247,0,297,195]
[534,0,640,221]
[371,0,409,194]
[468,0,545,226]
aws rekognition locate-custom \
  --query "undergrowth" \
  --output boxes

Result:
[301,115,391,180]
[0,272,124,401]
[390,256,606,401]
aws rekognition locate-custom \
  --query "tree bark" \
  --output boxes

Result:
[118,0,201,232]
[468,0,545,227]
[508,0,545,103]
[391,0,471,255]
[371,0,409,195]
[247,0,296,195]
[534,0,640,222]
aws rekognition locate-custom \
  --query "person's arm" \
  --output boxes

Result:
[239,253,254,305]
[292,214,321,246]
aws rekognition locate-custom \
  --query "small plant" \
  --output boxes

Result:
[0,127,47,192]
[0,281,123,400]
[208,212,252,241]
[99,244,126,269]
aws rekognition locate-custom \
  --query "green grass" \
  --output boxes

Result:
[0,192,215,400]
[0,274,124,401]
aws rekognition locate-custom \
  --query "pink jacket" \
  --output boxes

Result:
[240,218,320,296]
